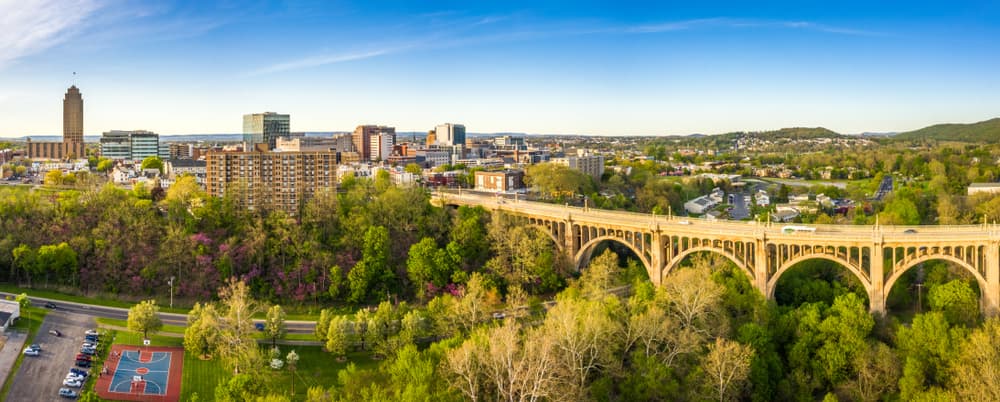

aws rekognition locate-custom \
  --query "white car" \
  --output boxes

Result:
[66,373,85,381]
[84,329,99,336]
[62,378,82,388]
[22,348,39,356]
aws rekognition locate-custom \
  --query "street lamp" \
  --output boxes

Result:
[168,276,175,309]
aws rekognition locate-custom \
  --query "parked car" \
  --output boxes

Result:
[75,360,91,368]
[84,335,98,342]
[66,373,85,382]
[82,342,98,349]
[22,348,39,356]
[62,378,82,388]
[49,329,62,337]
[84,329,99,336]
[58,388,78,398]
[254,322,265,331]
[44,302,57,309]
[69,368,88,377]
[75,354,91,361]
[80,347,96,355]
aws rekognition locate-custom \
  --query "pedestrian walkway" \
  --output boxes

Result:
[0,330,27,384]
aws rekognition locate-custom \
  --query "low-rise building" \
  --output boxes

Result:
[475,170,525,192]
[968,183,1000,195]
[0,299,21,332]
[684,195,718,215]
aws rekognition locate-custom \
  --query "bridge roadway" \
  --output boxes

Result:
[434,191,1000,315]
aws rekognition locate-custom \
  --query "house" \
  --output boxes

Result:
[754,190,770,206]
[771,209,800,223]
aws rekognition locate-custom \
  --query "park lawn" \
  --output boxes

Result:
[181,351,229,401]
[114,330,184,347]
[96,317,318,342]
[265,347,379,400]
[0,306,50,401]
[96,317,187,334]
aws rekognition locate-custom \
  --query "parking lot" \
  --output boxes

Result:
[7,310,96,401]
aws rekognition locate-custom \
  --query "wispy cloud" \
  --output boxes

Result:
[629,18,883,36]
[0,0,104,68]
[244,15,882,76]
[244,48,405,77]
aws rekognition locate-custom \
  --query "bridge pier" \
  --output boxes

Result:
[986,242,1000,316]
[869,242,886,315]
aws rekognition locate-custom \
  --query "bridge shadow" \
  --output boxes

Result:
[885,259,982,324]
[772,258,870,308]
[577,240,649,285]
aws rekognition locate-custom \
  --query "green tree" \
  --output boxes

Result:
[927,280,979,327]
[949,318,1000,401]
[524,162,595,201]
[140,156,164,174]
[184,302,221,358]
[315,309,332,341]
[286,350,300,395]
[264,305,287,348]
[879,197,920,225]
[347,226,394,303]
[404,163,423,175]
[896,312,962,400]
[407,237,455,292]
[127,299,163,340]
[96,158,114,173]
[327,265,343,300]
[217,278,262,375]
[325,316,349,357]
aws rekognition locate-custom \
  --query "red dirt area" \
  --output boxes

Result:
[94,344,184,402]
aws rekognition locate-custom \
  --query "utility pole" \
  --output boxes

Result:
[168,276,175,309]
[915,283,923,313]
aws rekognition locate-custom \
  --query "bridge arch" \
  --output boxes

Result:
[575,235,653,279]
[663,246,755,285]
[884,254,989,306]
[766,254,872,299]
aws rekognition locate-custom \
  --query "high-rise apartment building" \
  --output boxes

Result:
[552,150,605,180]
[100,130,170,161]
[205,149,338,214]
[27,85,87,159]
[243,112,290,151]
[433,123,466,147]
[369,133,395,161]
[352,125,395,161]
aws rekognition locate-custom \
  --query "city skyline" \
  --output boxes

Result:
[1,1,1000,137]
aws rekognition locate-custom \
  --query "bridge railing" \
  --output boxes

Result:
[432,190,999,239]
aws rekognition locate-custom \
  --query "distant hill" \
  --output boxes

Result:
[740,127,843,140]
[894,118,1000,143]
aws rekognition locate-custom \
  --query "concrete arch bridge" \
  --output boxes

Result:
[433,192,1000,314]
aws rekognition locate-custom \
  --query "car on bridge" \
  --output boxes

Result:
[781,225,816,234]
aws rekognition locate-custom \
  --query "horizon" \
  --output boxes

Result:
[2,1,999,136]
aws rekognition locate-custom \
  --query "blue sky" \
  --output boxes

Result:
[1,0,999,136]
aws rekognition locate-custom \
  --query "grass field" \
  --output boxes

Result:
[0,306,50,401]
[0,283,362,321]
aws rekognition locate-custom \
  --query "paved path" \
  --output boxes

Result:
[95,324,322,346]
[0,329,27,385]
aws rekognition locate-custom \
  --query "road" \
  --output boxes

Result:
[729,193,749,220]
[0,292,317,335]
[7,311,96,402]
[874,175,893,200]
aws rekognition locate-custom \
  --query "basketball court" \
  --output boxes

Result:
[95,345,183,402]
